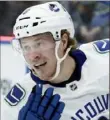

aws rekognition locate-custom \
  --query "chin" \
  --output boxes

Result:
[39,74,52,81]
[34,69,55,81]
[39,77,49,81]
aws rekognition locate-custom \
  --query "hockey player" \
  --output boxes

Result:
[1,2,109,120]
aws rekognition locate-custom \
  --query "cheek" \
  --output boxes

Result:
[23,53,31,62]
[45,48,56,64]
[49,54,57,72]
[47,48,56,58]
[46,51,57,76]
[57,46,64,58]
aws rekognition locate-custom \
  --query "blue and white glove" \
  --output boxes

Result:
[18,84,65,120]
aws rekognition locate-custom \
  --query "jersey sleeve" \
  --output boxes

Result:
[1,73,36,120]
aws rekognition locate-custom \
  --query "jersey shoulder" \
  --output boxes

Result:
[79,38,110,55]
[78,39,109,84]
[4,72,36,106]
[1,72,36,120]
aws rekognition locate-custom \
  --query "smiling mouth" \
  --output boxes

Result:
[34,62,47,69]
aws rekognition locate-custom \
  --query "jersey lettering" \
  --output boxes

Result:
[71,94,109,120]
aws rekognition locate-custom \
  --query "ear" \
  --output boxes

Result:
[61,33,68,51]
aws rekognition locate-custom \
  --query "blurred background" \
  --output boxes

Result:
[0,1,110,96]
[0,1,109,42]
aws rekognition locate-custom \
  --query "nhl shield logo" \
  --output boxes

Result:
[70,83,77,91]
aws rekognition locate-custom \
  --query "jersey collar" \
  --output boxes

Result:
[31,49,87,87]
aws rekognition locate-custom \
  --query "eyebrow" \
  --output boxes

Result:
[20,37,41,44]
[20,33,53,44]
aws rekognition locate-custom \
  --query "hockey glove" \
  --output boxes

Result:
[18,84,65,120]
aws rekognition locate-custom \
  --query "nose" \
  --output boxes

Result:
[28,51,40,61]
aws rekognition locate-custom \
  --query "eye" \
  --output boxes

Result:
[23,46,30,52]
[37,42,41,46]
[35,41,42,48]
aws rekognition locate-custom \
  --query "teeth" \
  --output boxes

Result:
[35,64,40,67]
[34,62,46,67]
[35,63,43,67]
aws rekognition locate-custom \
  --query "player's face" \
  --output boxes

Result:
[20,33,57,80]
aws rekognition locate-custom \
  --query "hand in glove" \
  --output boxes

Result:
[18,84,65,120]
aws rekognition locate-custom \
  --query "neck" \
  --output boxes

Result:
[50,55,76,84]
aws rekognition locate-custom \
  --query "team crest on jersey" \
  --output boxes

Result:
[5,83,26,106]
[93,39,110,53]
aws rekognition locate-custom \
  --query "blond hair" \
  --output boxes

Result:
[61,29,78,50]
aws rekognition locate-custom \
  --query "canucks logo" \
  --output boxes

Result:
[93,39,110,53]
[5,83,26,106]
[49,4,60,12]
